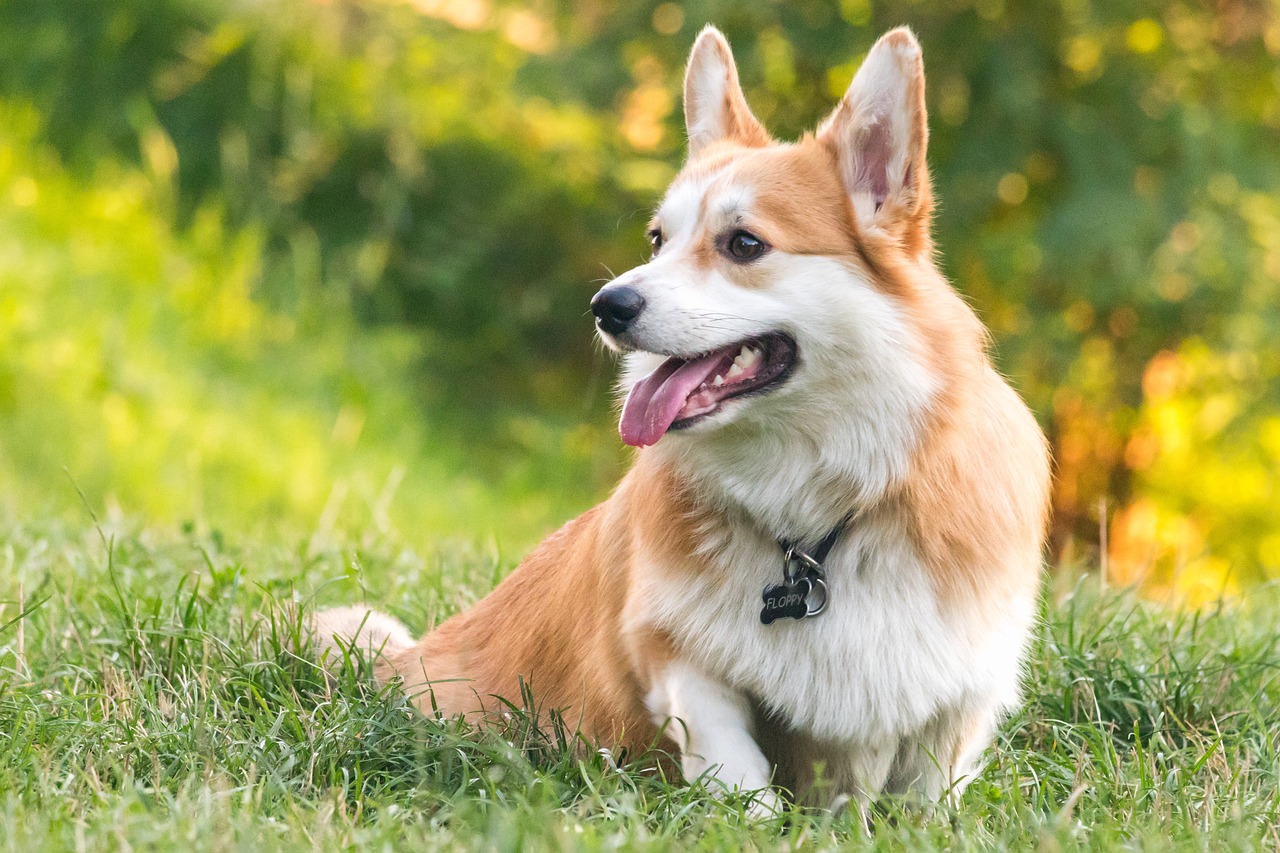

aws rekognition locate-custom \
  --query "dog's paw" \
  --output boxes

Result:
[743,787,784,822]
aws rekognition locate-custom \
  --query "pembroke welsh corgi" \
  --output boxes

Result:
[315,25,1051,812]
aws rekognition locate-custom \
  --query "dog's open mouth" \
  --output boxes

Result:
[619,332,797,447]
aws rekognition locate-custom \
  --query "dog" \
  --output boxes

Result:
[314,25,1050,812]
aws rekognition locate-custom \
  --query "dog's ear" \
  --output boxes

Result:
[683,26,770,158]
[818,28,932,252]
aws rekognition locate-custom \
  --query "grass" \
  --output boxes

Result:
[0,514,1278,851]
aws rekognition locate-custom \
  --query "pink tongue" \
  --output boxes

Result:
[619,351,728,447]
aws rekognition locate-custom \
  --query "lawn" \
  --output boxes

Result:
[1,515,1276,851]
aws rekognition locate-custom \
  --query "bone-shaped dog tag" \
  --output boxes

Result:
[760,577,812,624]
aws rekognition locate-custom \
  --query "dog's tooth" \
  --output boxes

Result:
[731,346,761,374]
[712,375,725,386]
[727,363,744,379]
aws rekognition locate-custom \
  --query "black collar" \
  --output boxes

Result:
[778,520,847,568]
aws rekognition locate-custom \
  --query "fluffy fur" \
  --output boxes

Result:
[313,25,1051,811]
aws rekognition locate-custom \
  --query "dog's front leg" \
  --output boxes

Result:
[649,660,780,815]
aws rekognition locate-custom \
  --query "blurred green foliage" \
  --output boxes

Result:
[0,0,1276,591]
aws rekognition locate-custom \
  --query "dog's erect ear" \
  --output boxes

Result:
[683,26,770,158]
[818,28,932,251]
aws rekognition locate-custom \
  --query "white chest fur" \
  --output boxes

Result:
[636,510,1036,747]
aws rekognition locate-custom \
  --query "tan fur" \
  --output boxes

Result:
[312,467,714,760]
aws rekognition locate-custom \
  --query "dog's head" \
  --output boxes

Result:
[595,27,946,450]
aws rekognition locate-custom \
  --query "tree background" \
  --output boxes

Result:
[0,0,1276,600]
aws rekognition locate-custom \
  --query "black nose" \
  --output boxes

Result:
[591,285,645,335]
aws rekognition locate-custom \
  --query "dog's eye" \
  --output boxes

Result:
[727,231,767,261]
[648,228,664,255]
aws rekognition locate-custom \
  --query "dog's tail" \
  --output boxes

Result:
[311,605,417,666]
